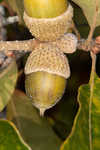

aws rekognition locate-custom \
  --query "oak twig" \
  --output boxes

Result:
[88,1,98,150]
[0,38,100,54]
[0,39,40,52]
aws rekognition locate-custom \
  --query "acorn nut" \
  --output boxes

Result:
[24,0,73,42]
[25,43,70,116]
[24,0,68,18]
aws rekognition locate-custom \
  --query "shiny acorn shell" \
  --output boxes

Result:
[25,71,66,116]
[24,0,67,18]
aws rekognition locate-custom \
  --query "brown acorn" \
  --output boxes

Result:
[24,43,70,116]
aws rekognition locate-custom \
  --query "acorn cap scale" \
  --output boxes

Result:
[25,43,70,78]
[24,4,73,42]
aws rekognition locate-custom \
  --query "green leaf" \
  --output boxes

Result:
[60,73,100,149]
[0,119,31,150]
[7,90,62,150]
[0,61,17,112]
[72,0,100,28]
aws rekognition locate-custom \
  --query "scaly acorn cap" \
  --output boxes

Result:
[52,33,78,53]
[25,43,70,78]
[23,4,73,42]
[25,43,70,116]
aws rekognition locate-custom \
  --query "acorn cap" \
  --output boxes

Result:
[23,4,73,42]
[52,33,78,53]
[24,43,70,79]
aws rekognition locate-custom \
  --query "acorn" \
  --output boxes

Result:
[23,0,73,41]
[24,43,70,116]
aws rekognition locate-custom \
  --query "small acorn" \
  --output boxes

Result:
[24,43,70,116]
[23,0,73,41]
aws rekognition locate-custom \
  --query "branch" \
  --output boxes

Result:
[89,51,96,150]
[77,39,94,52]
[0,39,40,52]
[0,37,100,54]
[77,38,100,54]
[88,1,98,149]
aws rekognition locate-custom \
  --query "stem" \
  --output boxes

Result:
[0,39,40,52]
[87,1,98,149]
[0,37,100,53]
[86,0,98,45]
[89,52,96,150]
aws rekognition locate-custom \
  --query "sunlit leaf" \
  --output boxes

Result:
[60,73,100,149]
[0,119,31,150]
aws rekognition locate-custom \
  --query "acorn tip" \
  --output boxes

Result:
[39,108,46,117]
